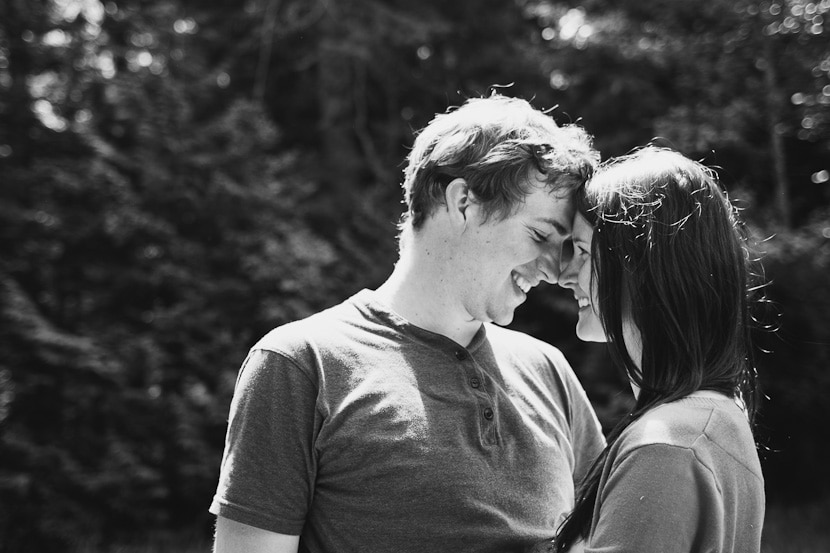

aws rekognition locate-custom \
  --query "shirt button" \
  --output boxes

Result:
[470,377,481,388]
[455,350,467,361]
[483,407,494,420]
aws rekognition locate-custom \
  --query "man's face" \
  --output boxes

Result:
[456,171,575,326]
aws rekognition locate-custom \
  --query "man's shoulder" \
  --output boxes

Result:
[482,324,581,388]
[253,295,366,353]
[485,323,567,363]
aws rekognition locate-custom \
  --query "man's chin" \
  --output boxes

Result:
[491,311,516,327]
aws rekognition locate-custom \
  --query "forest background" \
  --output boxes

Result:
[1,0,829,551]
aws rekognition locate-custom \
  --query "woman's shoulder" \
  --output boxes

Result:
[619,394,749,449]
[615,394,761,477]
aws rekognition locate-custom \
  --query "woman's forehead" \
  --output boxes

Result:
[571,212,593,242]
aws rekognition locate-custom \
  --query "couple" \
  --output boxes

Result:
[209,95,765,552]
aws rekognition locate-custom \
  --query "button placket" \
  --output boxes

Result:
[457,353,484,392]
[454,349,498,446]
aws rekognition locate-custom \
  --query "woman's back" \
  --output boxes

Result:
[586,393,763,552]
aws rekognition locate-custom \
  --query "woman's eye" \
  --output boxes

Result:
[532,231,548,243]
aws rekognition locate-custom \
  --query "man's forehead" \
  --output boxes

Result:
[528,193,575,233]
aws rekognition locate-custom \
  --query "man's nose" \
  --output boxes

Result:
[558,257,577,287]
[553,240,576,286]
[537,241,568,284]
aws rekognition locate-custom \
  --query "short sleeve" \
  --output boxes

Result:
[587,444,723,553]
[559,354,605,485]
[209,349,320,535]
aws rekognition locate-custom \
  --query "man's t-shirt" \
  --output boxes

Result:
[210,289,604,553]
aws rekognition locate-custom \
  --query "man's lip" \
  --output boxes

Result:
[512,272,539,294]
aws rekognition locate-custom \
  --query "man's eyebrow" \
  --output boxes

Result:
[534,217,569,235]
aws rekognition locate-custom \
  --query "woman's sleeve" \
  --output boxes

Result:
[586,443,723,553]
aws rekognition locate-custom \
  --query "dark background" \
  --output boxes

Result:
[1,0,829,551]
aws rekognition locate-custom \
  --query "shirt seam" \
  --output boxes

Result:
[614,442,724,500]
[698,431,764,481]
[249,346,323,417]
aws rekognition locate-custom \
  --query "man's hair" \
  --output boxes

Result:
[554,146,764,550]
[400,94,599,230]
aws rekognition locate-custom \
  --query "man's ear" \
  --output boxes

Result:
[445,178,475,228]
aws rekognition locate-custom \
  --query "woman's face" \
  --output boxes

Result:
[559,213,606,342]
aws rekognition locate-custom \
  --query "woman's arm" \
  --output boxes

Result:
[587,444,721,552]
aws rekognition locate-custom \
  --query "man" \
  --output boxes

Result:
[210,94,605,553]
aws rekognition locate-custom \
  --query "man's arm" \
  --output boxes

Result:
[210,349,318,545]
[214,516,300,553]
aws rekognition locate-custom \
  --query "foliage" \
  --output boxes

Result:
[761,496,830,552]
[752,212,830,502]
[0,0,828,550]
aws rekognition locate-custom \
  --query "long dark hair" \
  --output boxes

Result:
[554,146,762,550]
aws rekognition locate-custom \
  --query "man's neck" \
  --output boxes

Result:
[374,244,481,348]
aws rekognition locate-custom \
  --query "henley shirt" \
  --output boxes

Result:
[210,289,605,553]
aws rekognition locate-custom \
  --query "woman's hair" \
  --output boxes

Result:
[554,146,763,550]
[401,94,598,231]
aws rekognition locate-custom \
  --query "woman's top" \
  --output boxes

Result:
[585,392,764,553]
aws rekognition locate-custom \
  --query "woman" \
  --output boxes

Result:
[554,147,765,552]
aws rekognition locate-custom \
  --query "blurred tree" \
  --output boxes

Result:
[751,212,830,502]
[522,0,830,226]
[0,0,345,549]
